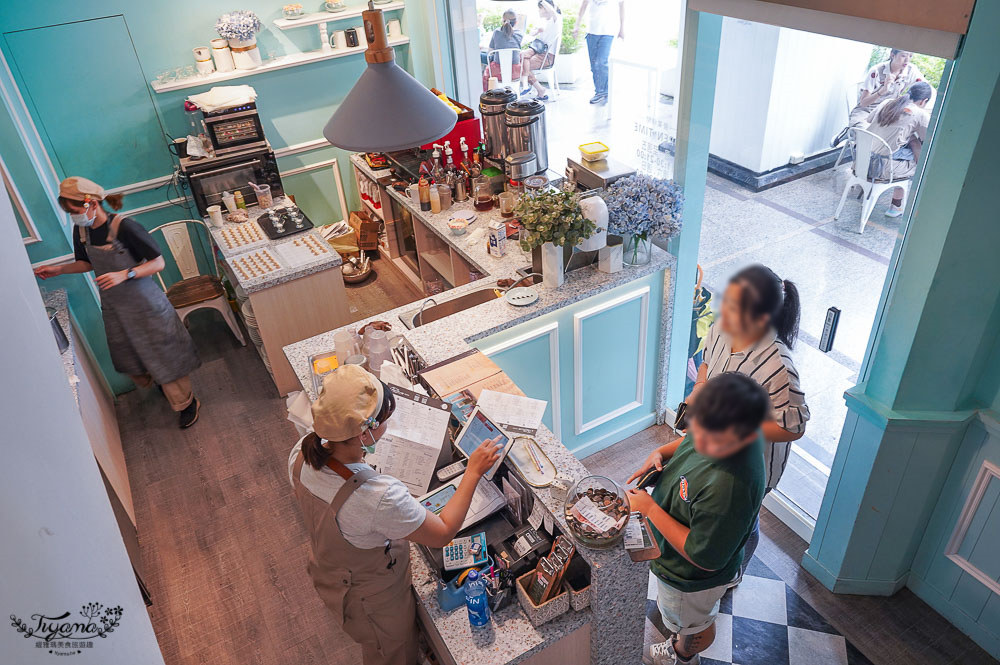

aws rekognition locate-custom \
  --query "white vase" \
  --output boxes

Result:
[229,37,262,70]
[577,196,608,252]
[210,38,235,73]
[541,242,565,288]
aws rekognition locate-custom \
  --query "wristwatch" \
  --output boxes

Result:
[126,268,137,280]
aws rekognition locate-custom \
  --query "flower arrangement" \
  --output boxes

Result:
[602,174,684,239]
[515,190,596,252]
[215,10,262,42]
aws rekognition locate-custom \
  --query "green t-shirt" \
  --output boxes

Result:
[649,432,765,592]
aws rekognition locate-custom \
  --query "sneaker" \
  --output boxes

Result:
[589,93,608,104]
[179,398,200,429]
[884,204,904,218]
[642,639,700,665]
[535,94,549,101]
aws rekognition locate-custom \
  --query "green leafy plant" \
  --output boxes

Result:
[516,190,596,250]
[560,8,585,54]
[480,8,504,34]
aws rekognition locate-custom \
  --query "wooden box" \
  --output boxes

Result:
[516,570,570,627]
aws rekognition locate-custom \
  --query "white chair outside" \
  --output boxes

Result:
[833,128,911,234]
[526,34,561,98]
[486,48,522,91]
[150,219,246,345]
[833,81,863,170]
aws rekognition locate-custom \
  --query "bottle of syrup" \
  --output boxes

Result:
[418,176,431,212]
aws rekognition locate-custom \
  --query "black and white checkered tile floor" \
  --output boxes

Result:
[645,558,875,665]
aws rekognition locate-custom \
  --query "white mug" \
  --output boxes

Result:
[193,47,214,75]
[387,19,402,38]
[331,30,347,50]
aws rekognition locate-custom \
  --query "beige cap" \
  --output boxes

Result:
[311,365,385,441]
[59,176,105,202]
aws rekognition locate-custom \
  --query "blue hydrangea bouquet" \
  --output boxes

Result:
[602,174,683,265]
[215,10,263,42]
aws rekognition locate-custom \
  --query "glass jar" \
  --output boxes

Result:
[473,176,494,211]
[623,233,652,266]
[563,475,629,548]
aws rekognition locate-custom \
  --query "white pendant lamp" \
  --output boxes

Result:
[323,3,457,152]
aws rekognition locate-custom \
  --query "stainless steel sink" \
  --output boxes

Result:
[399,288,503,329]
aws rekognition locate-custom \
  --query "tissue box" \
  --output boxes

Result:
[598,235,623,273]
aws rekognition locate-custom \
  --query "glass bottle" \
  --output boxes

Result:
[418,176,431,212]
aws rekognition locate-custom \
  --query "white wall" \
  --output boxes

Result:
[0,188,163,662]
[710,18,872,173]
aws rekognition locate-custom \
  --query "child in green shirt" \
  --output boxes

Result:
[627,373,769,665]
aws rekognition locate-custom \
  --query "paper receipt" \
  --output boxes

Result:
[571,496,618,532]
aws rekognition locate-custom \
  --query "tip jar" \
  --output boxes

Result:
[563,475,630,548]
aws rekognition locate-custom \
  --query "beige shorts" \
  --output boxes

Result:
[654,576,731,635]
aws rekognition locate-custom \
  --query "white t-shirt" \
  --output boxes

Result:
[536,15,562,51]
[288,437,427,549]
[588,0,623,36]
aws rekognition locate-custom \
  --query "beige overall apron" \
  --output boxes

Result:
[291,453,418,665]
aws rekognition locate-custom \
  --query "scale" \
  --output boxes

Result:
[256,207,314,240]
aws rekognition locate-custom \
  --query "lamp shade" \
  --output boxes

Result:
[323,61,457,152]
[322,4,457,152]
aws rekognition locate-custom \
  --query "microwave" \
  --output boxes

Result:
[180,145,284,216]
[203,102,268,156]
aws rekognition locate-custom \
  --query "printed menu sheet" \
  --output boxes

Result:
[418,350,525,423]
[365,385,451,495]
[476,389,548,434]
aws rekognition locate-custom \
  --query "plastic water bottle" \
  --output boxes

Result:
[463,569,490,628]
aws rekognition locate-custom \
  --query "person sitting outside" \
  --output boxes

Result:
[627,373,769,665]
[521,0,562,101]
[832,49,926,146]
[483,9,523,90]
[865,81,932,217]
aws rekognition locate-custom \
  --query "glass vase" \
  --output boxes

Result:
[623,234,651,266]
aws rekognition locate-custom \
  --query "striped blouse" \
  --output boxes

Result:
[701,323,810,489]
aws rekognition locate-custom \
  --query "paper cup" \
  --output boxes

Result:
[207,205,224,227]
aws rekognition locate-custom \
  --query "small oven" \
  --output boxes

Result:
[202,102,267,156]
[180,145,283,216]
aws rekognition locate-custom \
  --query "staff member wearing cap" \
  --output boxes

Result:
[288,365,501,665]
[34,177,202,428]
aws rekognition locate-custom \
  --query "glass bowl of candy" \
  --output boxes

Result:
[563,475,629,548]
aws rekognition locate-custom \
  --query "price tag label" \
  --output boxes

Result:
[623,514,645,550]
[542,513,554,535]
[528,500,545,531]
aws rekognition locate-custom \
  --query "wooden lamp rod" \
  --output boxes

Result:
[363,2,394,64]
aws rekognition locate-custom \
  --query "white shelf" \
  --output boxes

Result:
[150,35,409,93]
[274,1,405,30]
[361,197,384,221]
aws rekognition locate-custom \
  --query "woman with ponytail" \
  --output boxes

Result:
[34,176,202,428]
[866,80,933,217]
[686,264,810,572]
[289,365,501,665]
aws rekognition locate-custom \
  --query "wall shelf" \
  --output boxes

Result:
[273,1,405,30]
[150,35,409,93]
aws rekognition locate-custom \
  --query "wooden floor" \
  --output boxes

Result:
[119,301,994,664]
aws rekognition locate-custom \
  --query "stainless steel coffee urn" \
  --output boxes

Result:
[504,99,548,175]
[479,87,518,168]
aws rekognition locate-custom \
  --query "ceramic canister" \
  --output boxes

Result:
[387,19,402,38]
[331,30,347,50]
[193,47,214,75]
[210,38,235,72]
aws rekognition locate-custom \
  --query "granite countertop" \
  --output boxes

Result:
[285,160,674,664]
[207,197,342,295]
[43,289,78,405]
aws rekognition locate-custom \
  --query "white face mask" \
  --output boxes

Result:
[69,203,97,227]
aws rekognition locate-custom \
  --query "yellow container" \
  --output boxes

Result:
[579,141,609,162]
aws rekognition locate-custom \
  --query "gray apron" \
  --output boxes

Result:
[291,452,417,665]
[82,215,200,384]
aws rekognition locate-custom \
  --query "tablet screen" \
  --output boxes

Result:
[420,484,457,514]
[455,409,511,479]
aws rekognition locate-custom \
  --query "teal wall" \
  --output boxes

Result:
[0,0,452,393]
[473,270,666,458]
[799,1,1000,657]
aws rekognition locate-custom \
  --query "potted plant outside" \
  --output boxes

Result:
[602,175,683,266]
[516,190,596,288]
[216,10,263,70]
[556,8,587,84]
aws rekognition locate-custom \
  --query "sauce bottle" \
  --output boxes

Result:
[234,190,246,209]
[418,176,431,212]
